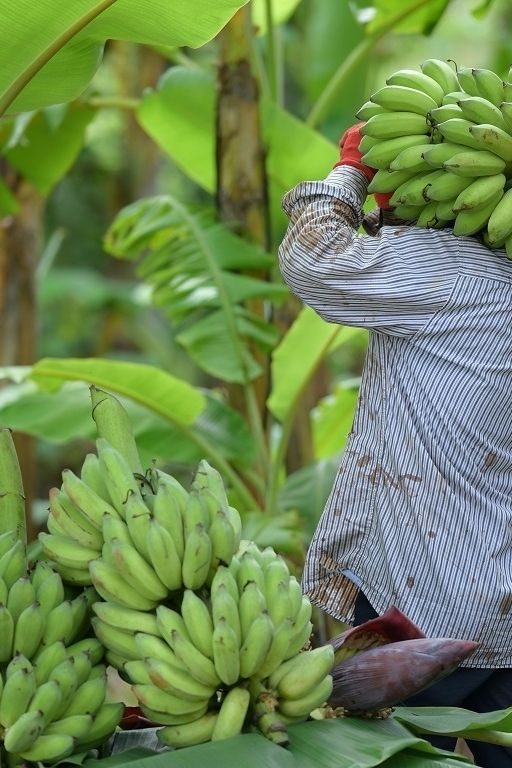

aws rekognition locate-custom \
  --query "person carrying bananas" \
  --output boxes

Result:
[278,122,512,768]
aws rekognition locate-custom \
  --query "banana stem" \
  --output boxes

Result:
[306,0,435,129]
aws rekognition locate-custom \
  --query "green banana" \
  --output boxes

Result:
[28,679,63,724]
[453,173,506,212]
[169,629,221,689]
[62,468,119,528]
[133,684,209,717]
[367,169,416,194]
[468,123,512,161]
[361,134,428,170]
[277,674,333,719]
[181,522,212,591]
[211,584,241,646]
[370,85,437,116]
[212,616,240,686]
[486,188,512,243]
[0,603,14,662]
[355,101,388,121]
[91,617,139,661]
[49,487,103,549]
[453,190,504,236]
[18,733,75,763]
[0,540,27,588]
[134,632,183,670]
[65,637,104,665]
[390,170,444,206]
[13,601,45,658]
[386,68,444,104]
[361,111,429,140]
[500,101,512,133]
[35,569,65,615]
[158,711,219,748]
[421,142,468,168]
[472,67,505,106]
[423,172,473,202]
[420,59,459,93]
[392,203,424,222]
[45,713,93,739]
[258,618,295,679]
[211,564,239,604]
[238,581,267,642]
[41,600,74,646]
[140,703,209,727]
[457,96,507,129]
[435,118,482,149]
[455,66,480,97]
[90,386,143,473]
[211,687,250,742]
[39,532,100,571]
[389,143,432,172]
[0,666,36,727]
[60,670,107,717]
[80,452,112,502]
[428,104,463,124]
[239,612,273,679]
[123,490,152,560]
[102,511,132,545]
[146,518,183,591]
[443,149,506,177]
[96,438,142,514]
[92,601,160,636]
[208,508,237,571]
[152,483,185,560]
[275,646,335,700]
[89,558,158,611]
[6,576,35,623]
[107,537,167,601]
[3,709,45,754]
[0,429,26,544]
[181,589,214,659]
[32,641,67,685]
[74,701,123,750]
[145,657,215,702]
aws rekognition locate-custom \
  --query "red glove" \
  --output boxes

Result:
[334,123,375,181]
[374,191,392,210]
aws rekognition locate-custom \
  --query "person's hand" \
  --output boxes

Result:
[334,123,375,181]
[373,191,392,210]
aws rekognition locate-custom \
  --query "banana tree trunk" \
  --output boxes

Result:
[0,164,42,542]
[215,7,271,447]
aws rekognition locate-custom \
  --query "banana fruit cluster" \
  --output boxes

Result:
[40,443,242,602]
[0,533,122,764]
[94,540,334,748]
[358,59,512,255]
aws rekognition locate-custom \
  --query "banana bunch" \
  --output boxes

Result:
[40,439,242,601]
[94,540,333,748]
[0,536,122,764]
[358,58,512,255]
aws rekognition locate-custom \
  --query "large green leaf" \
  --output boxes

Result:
[84,718,474,768]
[0,0,249,115]
[312,384,359,459]
[29,358,205,426]
[361,0,452,35]
[0,380,256,469]
[1,104,94,195]
[136,67,336,196]
[395,706,512,738]
[268,306,362,423]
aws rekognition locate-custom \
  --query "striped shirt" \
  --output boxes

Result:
[278,166,512,668]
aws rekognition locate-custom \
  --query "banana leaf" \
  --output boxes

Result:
[104,197,286,383]
[395,706,512,744]
[0,0,249,116]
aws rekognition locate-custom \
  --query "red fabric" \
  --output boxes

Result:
[333,123,375,181]
[374,191,393,210]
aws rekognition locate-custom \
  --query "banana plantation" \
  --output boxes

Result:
[1,1,512,767]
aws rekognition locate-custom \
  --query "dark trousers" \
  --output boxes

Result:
[354,591,512,768]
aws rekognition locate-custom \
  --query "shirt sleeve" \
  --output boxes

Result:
[278,166,461,336]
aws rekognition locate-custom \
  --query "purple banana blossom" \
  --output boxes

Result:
[329,637,479,712]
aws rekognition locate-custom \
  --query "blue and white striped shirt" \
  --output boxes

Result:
[279,166,512,667]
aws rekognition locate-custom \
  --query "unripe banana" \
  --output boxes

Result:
[370,85,437,116]
[361,134,428,170]
[361,112,429,140]
[423,172,473,202]
[123,491,153,561]
[74,702,123,751]
[152,482,185,559]
[367,169,416,194]
[210,564,239,603]
[453,189,504,236]
[455,66,480,97]
[355,101,388,121]
[0,666,36,727]
[428,104,463,124]
[0,603,14,662]
[275,646,335,700]
[468,123,512,161]
[212,616,240,686]
[472,67,505,106]
[389,143,432,172]
[42,600,75,646]
[65,637,104,665]
[45,714,93,739]
[500,101,512,133]
[486,188,512,244]
[28,680,63,724]
[392,203,424,221]
[92,601,160,636]
[420,59,459,94]
[443,150,506,177]
[92,617,140,661]
[133,684,209,717]
[457,96,507,130]
[258,618,295,679]
[386,69,444,104]
[18,733,75,763]
[6,576,35,623]
[181,589,214,659]
[96,438,142,515]
[181,522,212,591]
[0,540,27,588]
[13,602,45,658]
[145,657,215,702]
[135,632,183,670]
[422,142,471,168]
[35,569,65,616]
[107,537,167,602]
[435,119,482,149]
[3,709,45,754]
[62,468,119,529]
[239,611,273,679]
[211,584,241,646]
[158,711,219,748]
[32,641,67,685]
[277,674,333,719]
[453,173,506,212]
[442,90,471,105]
[169,629,221,689]
[61,670,107,717]
[49,488,103,550]
[390,170,444,206]
[146,518,183,592]
[140,703,209,727]
[102,512,131,545]
[211,687,250,742]
[89,559,158,611]
[80,452,112,502]
[39,532,99,571]
[436,199,458,222]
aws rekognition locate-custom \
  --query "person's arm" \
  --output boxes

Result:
[278,127,460,337]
